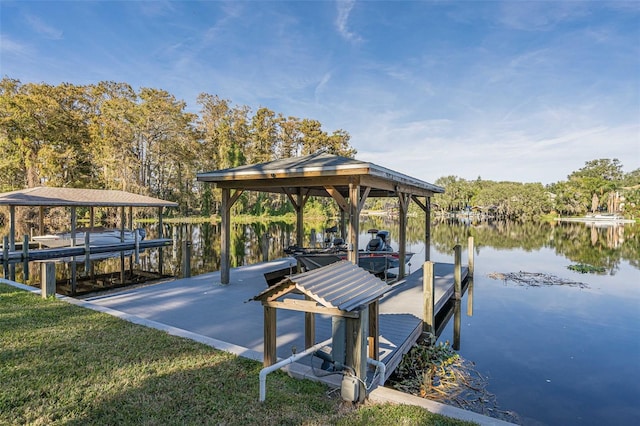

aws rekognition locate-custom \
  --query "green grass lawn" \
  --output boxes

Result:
[0,283,475,425]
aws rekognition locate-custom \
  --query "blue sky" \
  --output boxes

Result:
[1,0,639,184]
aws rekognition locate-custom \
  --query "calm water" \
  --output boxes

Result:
[6,217,639,425]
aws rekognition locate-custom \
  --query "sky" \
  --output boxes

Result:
[1,0,639,185]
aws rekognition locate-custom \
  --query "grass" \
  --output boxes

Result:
[0,283,475,426]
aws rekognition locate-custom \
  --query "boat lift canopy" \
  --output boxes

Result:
[197,152,445,284]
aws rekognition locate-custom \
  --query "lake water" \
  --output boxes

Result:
[5,217,639,425]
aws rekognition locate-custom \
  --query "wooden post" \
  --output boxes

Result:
[398,192,410,279]
[423,261,435,334]
[345,308,367,403]
[120,206,125,285]
[468,236,474,277]
[296,188,304,247]
[84,231,90,276]
[41,262,56,298]
[368,300,379,361]
[263,306,277,367]
[39,206,44,237]
[454,244,462,300]
[70,207,77,295]
[9,205,15,251]
[221,189,230,284]
[425,197,431,262]
[9,206,16,281]
[304,295,315,350]
[182,240,191,278]
[158,206,164,276]
[348,182,360,264]
[2,236,8,279]
[22,235,29,282]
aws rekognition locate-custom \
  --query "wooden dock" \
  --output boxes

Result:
[83,256,470,382]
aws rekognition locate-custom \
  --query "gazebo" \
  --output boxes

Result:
[197,151,445,284]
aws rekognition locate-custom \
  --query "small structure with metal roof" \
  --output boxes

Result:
[198,152,445,284]
[253,260,394,402]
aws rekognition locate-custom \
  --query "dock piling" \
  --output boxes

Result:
[422,261,435,334]
[41,262,56,298]
[454,245,462,300]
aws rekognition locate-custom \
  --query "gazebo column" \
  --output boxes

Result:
[397,191,411,279]
[221,188,231,284]
[9,205,15,250]
[411,195,432,262]
[347,181,360,264]
[425,196,431,261]
[158,206,164,275]
[220,188,243,284]
[296,188,304,247]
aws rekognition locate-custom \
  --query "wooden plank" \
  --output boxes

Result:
[262,300,359,318]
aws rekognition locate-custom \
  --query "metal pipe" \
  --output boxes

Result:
[259,338,331,402]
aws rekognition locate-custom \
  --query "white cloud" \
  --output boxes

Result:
[335,0,361,42]
[25,14,63,40]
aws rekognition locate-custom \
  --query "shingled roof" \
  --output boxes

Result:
[0,187,178,208]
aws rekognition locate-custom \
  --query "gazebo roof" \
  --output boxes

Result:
[197,152,444,198]
[253,261,392,312]
[0,187,178,208]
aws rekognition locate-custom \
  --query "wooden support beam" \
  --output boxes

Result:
[325,185,348,212]
[221,188,231,284]
[71,207,78,294]
[425,197,431,261]
[345,307,368,403]
[348,182,360,264]
[423,261,435,334]
[357,186,371,213]
[41,262,56,298]
[262,300,360,318]
[454,244,462,300]
[368,300,379,361]
[305,296,315,349]
[158,206,164,276]
[263,306,277,367]
[397,191,411,279]
[9,205,15,251]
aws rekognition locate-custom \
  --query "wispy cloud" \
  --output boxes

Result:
[0,34,27,54]
[335,0,361,42]
[25,14,63,40]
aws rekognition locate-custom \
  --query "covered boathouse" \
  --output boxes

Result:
[196,151,445,285]
[0,187,178,294]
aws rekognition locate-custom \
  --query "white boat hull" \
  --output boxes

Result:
[32,229,145,248]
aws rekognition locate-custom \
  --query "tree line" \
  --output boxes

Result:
[1,78,638,221]
[0,78,355,215]
[428,159,640,220]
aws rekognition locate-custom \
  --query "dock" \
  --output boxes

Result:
[83,257,469,381]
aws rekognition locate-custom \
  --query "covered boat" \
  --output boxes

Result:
[32,227,146,248]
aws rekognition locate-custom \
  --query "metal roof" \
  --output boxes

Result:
[197,152,444,198]
[0,187,178,208]
[254,260,392,312]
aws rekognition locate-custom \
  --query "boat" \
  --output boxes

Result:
[556,214,635,226]
[286,229,413,277]
[32,227,146,248]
